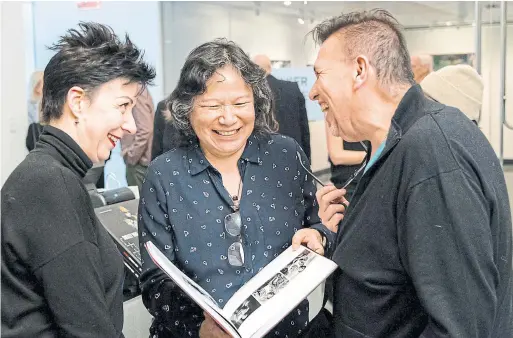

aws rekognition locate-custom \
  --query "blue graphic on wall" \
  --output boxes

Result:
[271,67,324,121]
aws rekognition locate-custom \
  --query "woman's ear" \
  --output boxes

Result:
[66,86,87,121]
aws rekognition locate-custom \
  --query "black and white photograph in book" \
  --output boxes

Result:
[252,272,290,304]
[279,248,316,280]
[230,295,261,329]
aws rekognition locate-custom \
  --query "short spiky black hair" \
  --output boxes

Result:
[41,22,156,123]
[310,9,414,88]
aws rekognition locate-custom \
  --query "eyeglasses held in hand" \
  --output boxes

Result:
[296,141,368,189]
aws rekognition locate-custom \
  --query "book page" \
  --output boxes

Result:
[144,241,242,338]
[223,246,338,338]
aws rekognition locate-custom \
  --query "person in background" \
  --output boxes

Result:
[410,54,433,83]
[121,87,155,190]
[28,70,44,125]
[26,71,45,151]
[325,123,366,200]
[138,39,334,338]
[421,64,483,124]
[310,9,512,337]
[253,54,311,160]
[151,98,180,159]
[1,22,155,337]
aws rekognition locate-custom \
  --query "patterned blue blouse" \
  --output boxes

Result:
[138,133,334,337]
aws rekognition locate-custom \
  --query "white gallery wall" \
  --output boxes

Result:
[161,1,313,95]
[1,2,28,186]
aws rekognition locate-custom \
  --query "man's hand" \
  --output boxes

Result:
[199,313,232,338]
[316,184,349,232]
[292,229,325,256]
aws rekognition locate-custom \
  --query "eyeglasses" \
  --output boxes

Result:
[224,210,244,266]
[296,140,368,189]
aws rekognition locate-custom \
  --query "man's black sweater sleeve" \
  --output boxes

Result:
[398,169,498,337]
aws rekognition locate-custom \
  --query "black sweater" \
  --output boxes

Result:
[331,85,512,337]
[1,126,125,337]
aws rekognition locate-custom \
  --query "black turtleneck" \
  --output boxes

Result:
[1,126,125,337]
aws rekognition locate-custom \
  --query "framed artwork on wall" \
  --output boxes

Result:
[432,53,475,71]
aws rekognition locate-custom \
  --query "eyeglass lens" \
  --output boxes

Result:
[225,211,244,266]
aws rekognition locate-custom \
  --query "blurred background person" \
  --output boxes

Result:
[253,54,312,160]
[421,64,483,125]
[325,126,366,200]
[26,71,45,151]
[151,99,180,159]
[1,22,155,338]
[121,87,155,190]
[410,54,433,83]
[27,70,44,125]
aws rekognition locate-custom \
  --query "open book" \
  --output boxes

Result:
[145,241,338,338]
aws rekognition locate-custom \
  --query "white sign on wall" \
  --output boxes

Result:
[271,67,324,121]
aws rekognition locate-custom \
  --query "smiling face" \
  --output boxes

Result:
[71,78,139,162]
[309,34,362,141]
[190,65,255,160]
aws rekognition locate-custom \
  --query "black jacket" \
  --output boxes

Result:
[332,85,512,337]
[1,126,125,337]
[267,75,311,160]
[151,100,180,160]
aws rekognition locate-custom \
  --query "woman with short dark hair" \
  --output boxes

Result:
[1,22,155,337]
[138,39,334,338]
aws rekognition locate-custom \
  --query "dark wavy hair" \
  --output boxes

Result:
[165,38,278,144]
[41,22,156,123]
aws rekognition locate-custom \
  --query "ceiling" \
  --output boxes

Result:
[204,1,512,29]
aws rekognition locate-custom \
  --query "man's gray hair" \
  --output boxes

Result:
[310,9,415,88]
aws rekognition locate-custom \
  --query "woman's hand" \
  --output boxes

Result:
[199,313,232,338]
[291,229,325,256]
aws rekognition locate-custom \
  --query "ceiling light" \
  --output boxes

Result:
[284,1,291,6]
[445,21,452,26]
[304,1,308,4]
[298,17,305,24]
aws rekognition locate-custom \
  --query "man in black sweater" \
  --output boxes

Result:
[253,54,311,160]
[306,9,512,337]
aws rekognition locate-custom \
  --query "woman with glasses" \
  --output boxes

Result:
[138,39,334,338]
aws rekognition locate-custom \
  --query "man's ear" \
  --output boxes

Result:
[66,86,87,121]
[354,55,370,89]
